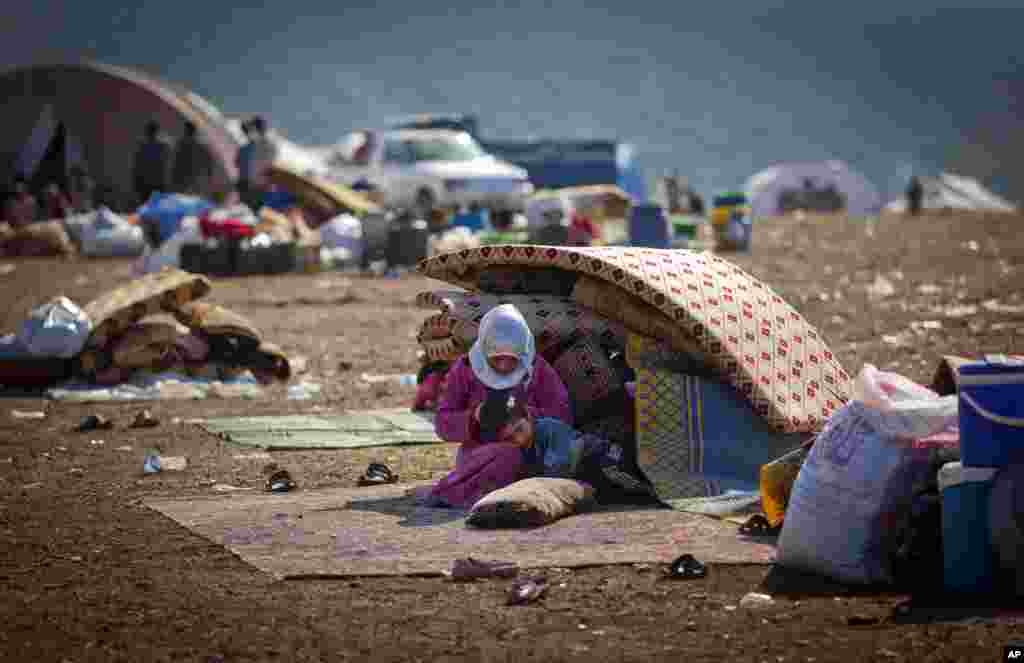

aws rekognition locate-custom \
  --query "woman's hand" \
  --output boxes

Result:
[501,417,534,449]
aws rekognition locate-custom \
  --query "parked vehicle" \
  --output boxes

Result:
[325,129,533,215]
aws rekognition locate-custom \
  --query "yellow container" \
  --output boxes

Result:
[759,445,809,526]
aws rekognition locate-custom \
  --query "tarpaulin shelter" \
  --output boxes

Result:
[0,61,239,210]
[745,161,882,219]
[885,172,1018,213]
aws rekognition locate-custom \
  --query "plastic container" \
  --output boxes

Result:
[387,219,429,267]
[628,204,671,248]
[957,355,1024,468]
[989,464,1024,598]
[938,461,998,594]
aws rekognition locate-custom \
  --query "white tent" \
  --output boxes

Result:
[745,160,882,218]
[886,173,1017,213]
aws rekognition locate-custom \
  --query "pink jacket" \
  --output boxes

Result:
[434,355,572,446]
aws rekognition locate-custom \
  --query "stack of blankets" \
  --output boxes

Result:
[76,269,290,385]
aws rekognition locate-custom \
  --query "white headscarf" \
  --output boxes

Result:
[468,304,535,390]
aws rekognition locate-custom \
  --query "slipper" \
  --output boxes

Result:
[357,463,399,487]
[449,557,519,581]
[667,554,707,580]
[738,514,782,537]
[507,576,548,605]
[266,469,297,493]
[75,414,113,432]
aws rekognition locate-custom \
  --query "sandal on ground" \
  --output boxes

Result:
[667,554,707,580]
[129,410,160,428]
[75,414,113,432]
[449,557,519,580]
[266,469,297,493]
[508,576,548,605]
[357,463,399,487]
[738,514,782,537]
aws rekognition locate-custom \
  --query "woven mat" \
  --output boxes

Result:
[197,408,441,449]
[145,482,777,578]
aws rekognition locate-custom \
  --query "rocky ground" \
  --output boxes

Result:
[1,211,1022,662]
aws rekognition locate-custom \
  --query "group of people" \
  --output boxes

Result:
[422,304,627,509]
[131,114,279,210]
[1,168,98,230]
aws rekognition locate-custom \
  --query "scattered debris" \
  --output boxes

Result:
[212,483,254,493]
[667,554,707,580]
[266,469,297,493]
[162,456,187,471]
[916,283,942,295]
[289,355,309,374]
[130,410,159,428]
[507,576,548,605]
[739,592,775,609]
[963,240,980,252]
[11,410,46,419]
[116,445,133,452]
[286,381,322,400]
[867,274,896,299]
[882,333,912,347]
[75,414,113,432]
[337,360,353,372]
[144,452,187,474]
[0,263,15,276]
[940,305,979,317]
[69,468,85,475]
[982,299,1024,314]
[233,452,272,461]
[89,439,105,446]
[847,614,881,626]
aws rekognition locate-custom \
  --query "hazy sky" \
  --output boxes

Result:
[3,1,1021,199]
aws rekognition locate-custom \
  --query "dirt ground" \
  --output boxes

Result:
[2,211,1023,663]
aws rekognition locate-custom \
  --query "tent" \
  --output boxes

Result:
[745,161,882,219]
[0,61,239,210]
[885,173,1018,213]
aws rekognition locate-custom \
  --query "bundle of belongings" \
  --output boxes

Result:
[0,219,77,258]
[413,245,854,528]
[0,268,291,390]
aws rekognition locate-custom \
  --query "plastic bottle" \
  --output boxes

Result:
[143,448,162,474]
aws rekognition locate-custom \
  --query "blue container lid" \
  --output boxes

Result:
[957,354,1024,376]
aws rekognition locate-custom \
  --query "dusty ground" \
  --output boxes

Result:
[2,211,1023,662]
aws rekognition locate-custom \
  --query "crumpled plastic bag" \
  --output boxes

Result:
[79,207,146,257]
[133,216,202,275]
[776,364,958,585]
[16,296,92,358]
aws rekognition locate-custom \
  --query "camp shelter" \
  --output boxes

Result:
[885,172,1018,213]
[745,161,882,219]
[0,61,239,210]
[416,246,852,513]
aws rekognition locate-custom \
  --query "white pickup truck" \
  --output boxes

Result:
[324,128,533,215]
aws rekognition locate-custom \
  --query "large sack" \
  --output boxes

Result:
[0,221,76,257]
[776,365,958,584]
[78,208,146,257]
[16,296,92,358]
[466,477,595,528]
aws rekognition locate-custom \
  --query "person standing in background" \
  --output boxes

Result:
[906,176,924,216]
[132,121,172,206]
[172,121,214,196]
[67,166,96,213]
[2,177,39,227]
[235,116,279,211]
